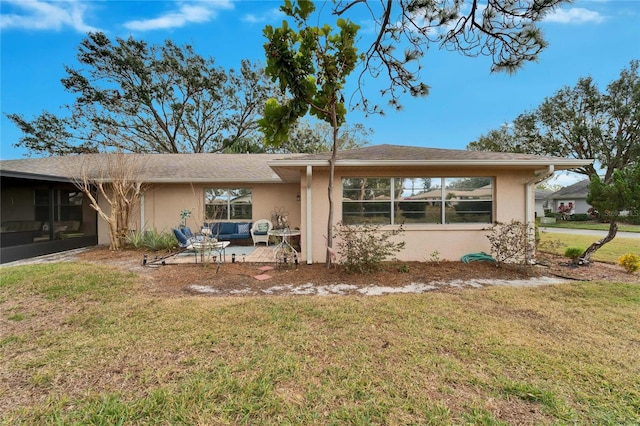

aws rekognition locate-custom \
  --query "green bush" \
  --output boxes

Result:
[571,213,590,221]
[397,262,410,273]
[126,229,176,251]
[334,222,405,273]
[564,247,584,260]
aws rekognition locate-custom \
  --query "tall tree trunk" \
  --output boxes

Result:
[578,220,618,265]
[326,117,339,267]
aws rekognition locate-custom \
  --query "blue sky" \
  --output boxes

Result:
[1,0,639,185]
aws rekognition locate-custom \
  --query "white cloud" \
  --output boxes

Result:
[544,7,606,24]
[241,8,282,25]
[0,0,98,32]
[123,1,234,31]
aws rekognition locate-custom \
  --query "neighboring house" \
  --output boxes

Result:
[548,179,591,217]
[535,189,553,218]
[1,144,591,264]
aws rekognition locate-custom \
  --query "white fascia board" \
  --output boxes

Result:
[269,159,593,169]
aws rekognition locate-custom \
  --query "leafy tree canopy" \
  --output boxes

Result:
[7,32,282,155]
[468,60,640,183]
[260,0,361,146]
[576,162,640,264]
[587,162,640,221]
[332,0,568,113]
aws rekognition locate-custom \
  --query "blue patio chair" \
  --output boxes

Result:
[172,228,194,250]
[179,226,194,239]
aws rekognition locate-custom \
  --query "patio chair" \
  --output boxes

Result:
[251,219,273,246]
[173,227,195,250]
[143,228,196,267]
[179,226,194,239]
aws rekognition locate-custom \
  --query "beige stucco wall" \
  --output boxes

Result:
[94,167,539,262]
[98,182,301,245]
[301,166,537,263]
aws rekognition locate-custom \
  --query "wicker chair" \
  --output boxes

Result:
[251,219,273,246]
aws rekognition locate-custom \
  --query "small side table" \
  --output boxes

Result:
[191,239,230,266]
[268,228,301,267]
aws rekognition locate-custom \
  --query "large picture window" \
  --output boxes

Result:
[205,188,252,220]
[342,177,493,224]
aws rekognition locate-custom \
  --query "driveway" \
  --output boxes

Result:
[539,227,640,239]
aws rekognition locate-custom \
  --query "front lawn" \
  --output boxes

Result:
[538,232,639,264]
[1,263,639,424]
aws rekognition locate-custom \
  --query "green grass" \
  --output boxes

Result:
[1,263,639,425]
[539,220,640,233]
[539,232,639,263]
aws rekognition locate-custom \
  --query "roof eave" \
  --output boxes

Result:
[140,177,287,184]
[269,159,593,169]
[0,170,72,183]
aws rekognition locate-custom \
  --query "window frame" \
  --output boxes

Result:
[204,187,253,221]
[342,177,493,225]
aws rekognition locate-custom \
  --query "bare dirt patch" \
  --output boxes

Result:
[72,247,639,297]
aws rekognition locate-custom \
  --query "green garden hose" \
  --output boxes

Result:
[460,252,496,263]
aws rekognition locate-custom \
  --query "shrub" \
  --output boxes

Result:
[397,262,410,273]
[126,229,176,251]
[618,253,640,274]
[126,230,145,249]
[486,220,535,266]
[571,213,591,221]
[334,222,405,273]
[564,247,584,261]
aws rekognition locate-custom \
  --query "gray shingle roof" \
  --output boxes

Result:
[273,144,592,168]
[1,153,298,183]
[1,144,594,183]
[549,179,590,198]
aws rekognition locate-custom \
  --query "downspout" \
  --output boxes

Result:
[306,165,313,264]
[140,193,145,233]
[525,165,554,263]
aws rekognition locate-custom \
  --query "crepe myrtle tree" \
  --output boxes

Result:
[577,163,640,265]
[68,151,147,251]
[259,0,361,267]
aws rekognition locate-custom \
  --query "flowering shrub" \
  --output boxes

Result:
[618,253,640,274]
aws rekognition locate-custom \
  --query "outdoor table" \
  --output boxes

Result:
[191,239,230,265]
[268,228,301,266]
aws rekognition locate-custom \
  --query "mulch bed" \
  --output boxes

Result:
[73,247,639,297]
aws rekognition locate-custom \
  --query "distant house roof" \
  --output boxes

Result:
[549,179,590,199]
[535,189,553,200]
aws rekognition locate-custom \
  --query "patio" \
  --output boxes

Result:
[170,245,277,265]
